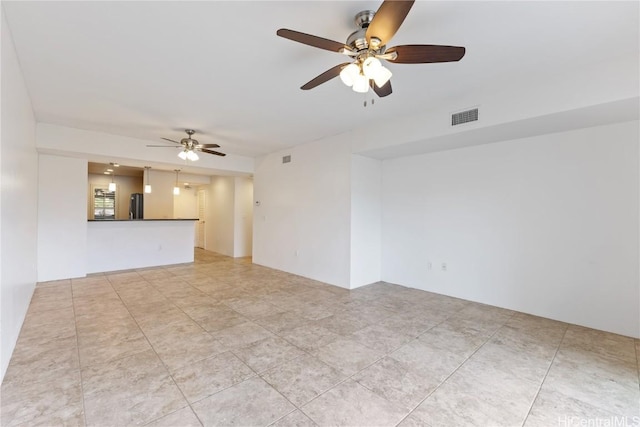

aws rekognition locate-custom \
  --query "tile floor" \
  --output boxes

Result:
[1,249,638,426]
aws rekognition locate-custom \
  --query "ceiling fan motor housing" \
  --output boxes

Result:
[347,11,385,54]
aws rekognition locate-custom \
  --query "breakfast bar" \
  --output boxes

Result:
[86,219,198,274]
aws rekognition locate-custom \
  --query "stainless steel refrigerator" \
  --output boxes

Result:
[129,193,143,219]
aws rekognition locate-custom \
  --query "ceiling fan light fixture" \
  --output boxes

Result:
[352,73,369,93]
[187,150,199,161]
[178,150,188,160]
[339,63,360,87]
[372,65,393,88]
[362,56,382,79]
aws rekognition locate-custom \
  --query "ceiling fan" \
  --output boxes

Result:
[147,129,226,161]
[277,0,466,97]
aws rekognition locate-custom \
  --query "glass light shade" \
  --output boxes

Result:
[339,63,360,87]
[108,182,116,192]
[144,184,152,194]
[173,186,180,195]
[372,66,393,88]
[187,150,199,161]
[362,57,382,79]
[352,74,369,93]
[178,150,188,160]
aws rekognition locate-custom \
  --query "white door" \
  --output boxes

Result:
[196,189,206,248]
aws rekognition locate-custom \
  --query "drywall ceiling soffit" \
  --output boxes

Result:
[4,1,639,159]
[359,97,640,160]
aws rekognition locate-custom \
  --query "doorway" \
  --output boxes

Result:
[196,189,206,248]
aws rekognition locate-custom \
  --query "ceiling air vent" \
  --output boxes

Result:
[451,108,478,126]
[282,155,291,164]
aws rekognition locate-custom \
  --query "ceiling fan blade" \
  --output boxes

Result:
[197,143,221,148]
[366,0,415,47]
[370,79,392,97]
[277,29,347,53]
[161,137,181,144]
[146,144,180,148]
[301,63,350,90]
[386,44,466,63]
[200,148,226,157]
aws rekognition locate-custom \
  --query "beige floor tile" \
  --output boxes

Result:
[4,336,80,386]
[261,354,346,407]
[290,301,336,321]
[470,337,556,383]
[280,323,342,352]
[191,377,295,426]
[232,336,306,373]
[82,349,187,426]
[562,325,637,364]
[397,414,428,426]
[16,308,77,346]
[171,351,255,403]
[354,340,466,410]
[312,337,384,376]
[543,347,640,417]
[524,388,621,427]
[211,321,275,349]
[231,300,288,319]
[315,311,373,335]
[301,380,409,427]
[271,410,317,427]
[71,278,115,298]
[1,369,84,427]
[350,322,416,354]
[144,406,202,426]
[254,311,312,334]
[147,329,227,372]
[417,321,493,358]
[412,357,540,427]
[76,318,151,368]
[5,249,638,426]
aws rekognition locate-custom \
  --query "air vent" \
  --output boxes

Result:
[282,155,291,164]
[451,108,478,126]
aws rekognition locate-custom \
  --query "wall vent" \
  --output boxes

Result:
[451,108,479,126]
[282,155,291,164]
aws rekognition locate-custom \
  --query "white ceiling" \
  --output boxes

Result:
[3,1,638,159]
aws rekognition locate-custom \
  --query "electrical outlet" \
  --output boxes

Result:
[441,262,447,272]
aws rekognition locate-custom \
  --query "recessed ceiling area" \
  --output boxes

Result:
[3,1,638,164]
[88,163,143,178]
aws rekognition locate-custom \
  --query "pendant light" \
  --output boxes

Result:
[144,166,152,194]
[173,169,180,195]
[108,163,117,192]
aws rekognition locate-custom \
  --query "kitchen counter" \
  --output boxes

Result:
[87,219,197,273]
[88,218,198,221]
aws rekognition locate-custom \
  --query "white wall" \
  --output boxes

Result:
[233,177,253,258]
[87,221,195,273]
[173,185,198,219]
[38,155,87,281]
[382,121,640,338]
[206,176,236,256]
[1,10,39,381]
[253,134,352,288]
[350,155,382,288]
[145,169,175,219]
